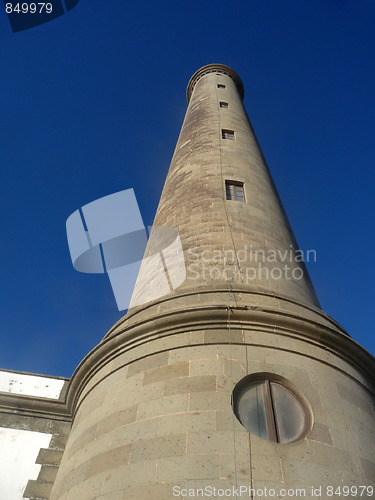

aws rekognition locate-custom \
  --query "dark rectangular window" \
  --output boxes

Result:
[220,102,228,108]
[222,129,235,140]
[217,84,225,89]
[226,181,245,202]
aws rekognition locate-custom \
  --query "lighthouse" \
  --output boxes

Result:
[50,64,375,500]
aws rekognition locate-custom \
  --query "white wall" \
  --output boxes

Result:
[0,428,52,500]
[0,371,64,399]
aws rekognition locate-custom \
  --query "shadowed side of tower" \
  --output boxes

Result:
[50,65,375,500]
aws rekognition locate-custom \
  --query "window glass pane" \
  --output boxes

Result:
[235,186,243,198]
[271,383,306,443]
[237,383,269,440]
[233,376,309,444]
[222,129,234,140]
[225,181,244,202]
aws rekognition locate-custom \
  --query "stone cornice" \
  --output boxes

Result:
[65,293,375,417]
[105,288,346,338]
[0,392,71,421]
[187,63,244,102]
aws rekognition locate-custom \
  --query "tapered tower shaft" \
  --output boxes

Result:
[130,64,319,309]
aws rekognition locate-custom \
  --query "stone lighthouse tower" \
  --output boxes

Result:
[50,65,375,499]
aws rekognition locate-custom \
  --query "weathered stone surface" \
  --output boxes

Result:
[142,361,189,385]
[307,422,333,445]
[36,448,64,466]
[360,456,375,482]
[130,433,186,462]
[24,479,54,499]
[85,444,131,479]
[163,375,217,396]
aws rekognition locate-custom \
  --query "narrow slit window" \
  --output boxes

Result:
[217,84,225,89]
[222,129,235,140]
[220,102,228,108]
[226,181,244,202]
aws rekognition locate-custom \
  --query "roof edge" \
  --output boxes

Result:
[187,63,244,102]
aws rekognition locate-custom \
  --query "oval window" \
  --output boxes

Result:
[232,376,310,443]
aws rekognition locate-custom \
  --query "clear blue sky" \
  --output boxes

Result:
[1,0,374,377]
